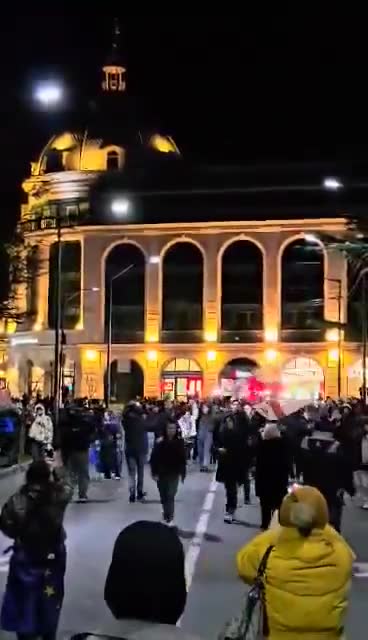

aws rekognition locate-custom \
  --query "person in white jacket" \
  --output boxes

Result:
[29,403,54,461]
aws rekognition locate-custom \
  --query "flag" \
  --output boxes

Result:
[1,545,66,635]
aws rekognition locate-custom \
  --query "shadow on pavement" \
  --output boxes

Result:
[177,528,223,543]
[233,519,259,529]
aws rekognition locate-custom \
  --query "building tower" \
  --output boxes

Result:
[102,18,126,93]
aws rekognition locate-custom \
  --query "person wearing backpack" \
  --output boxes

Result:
[0,460,73,640]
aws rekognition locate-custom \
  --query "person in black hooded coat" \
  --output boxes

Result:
[104,521,187,627]
[215,413,251,523]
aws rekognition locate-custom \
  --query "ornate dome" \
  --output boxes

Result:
[31,130,179,177]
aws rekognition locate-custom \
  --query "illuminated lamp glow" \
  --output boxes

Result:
[328,348,339,363]
[111,198,130,216]
[84,349,98,362]
[323,177,343,191]
[265,348,278,363]
[206,350,217,362]
[147,350,158,362]
[34,82,63,106]
[149,256,160,264]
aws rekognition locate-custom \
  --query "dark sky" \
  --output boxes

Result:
[0,9,366,235]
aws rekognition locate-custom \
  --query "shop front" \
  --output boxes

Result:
[161,358,202,400]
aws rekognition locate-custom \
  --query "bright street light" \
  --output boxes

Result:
[111,198,130,216]
[149,255,160,264]
[323,177,343,191]
[34,82,63,107]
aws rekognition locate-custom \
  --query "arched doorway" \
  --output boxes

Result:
[162,242,203,342]
[105,244,145,343]
[221,240,263,342]
[281,239,324,340]
[109,359,144,405]
[161,358,202,400]
[219,357,260,399]
[281,357,324,400]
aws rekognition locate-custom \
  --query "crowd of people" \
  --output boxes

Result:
[0,392,366,638]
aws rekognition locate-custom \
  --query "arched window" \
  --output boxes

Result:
[105,244,145,343]
[106,150,120,170]
[221,240,263,342]
[281,239,324,341]
[162,242,203,343]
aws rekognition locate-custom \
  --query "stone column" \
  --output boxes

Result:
[203,239,220,341]
[79,348,104,399]
[145,244,160,343]
[263,235,281,341]
[144,360,161,397]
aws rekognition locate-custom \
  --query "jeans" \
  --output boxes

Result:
[260,498,280,530]
[198,431,213,467]
[225,480,238,514]
[68,450,90,499]
[157,475,180,522]
[126,451,146,497]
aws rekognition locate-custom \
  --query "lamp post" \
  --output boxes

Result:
[106,264,134,407]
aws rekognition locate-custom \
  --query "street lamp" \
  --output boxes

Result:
[34,82,63,108]
[105,264,134,407]
[323,177,343,191]
[111,198,130,216]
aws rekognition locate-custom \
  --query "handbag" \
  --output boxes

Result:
[219,545,274,640]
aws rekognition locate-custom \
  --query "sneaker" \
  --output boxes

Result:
[115,476,121,481]
[361,502,368,510]
[129,493,136,503]
[137,492,147,503]
[78,497,88,503]
[224,512,234,524]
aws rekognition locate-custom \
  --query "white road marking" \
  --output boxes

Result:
[184,475,218,590]
[177,473,218,627]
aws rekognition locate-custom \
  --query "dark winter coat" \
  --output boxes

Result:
[123,405,148,456]
[0,468,73,557]
[300,430,355,503]
[150,437,186,480]
[60,407,95,455]
[215,419,250,484]
[255,436,291,502]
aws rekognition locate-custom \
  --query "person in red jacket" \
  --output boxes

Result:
[151,419,186,527]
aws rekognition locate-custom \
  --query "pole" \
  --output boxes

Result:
[106,278,113,408]
[337,279,342,398]
[53,212,62,430]
[363,273,367,406]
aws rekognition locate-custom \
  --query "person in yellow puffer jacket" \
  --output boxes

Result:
[237,485,354,640]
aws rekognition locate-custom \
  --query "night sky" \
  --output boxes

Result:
[0,9,366,237]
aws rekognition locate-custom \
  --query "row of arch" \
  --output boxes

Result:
[105,238,323,341]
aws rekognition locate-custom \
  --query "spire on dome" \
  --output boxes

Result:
[102,17,126,93]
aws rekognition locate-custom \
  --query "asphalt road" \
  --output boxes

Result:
[0,465,366,639]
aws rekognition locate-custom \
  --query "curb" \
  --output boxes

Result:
[0,462,31,479]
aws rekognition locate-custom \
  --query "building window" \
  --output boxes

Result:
[48,241,81,330]
[106,151,120,170]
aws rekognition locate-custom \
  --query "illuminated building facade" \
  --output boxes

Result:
[2,34,366,402]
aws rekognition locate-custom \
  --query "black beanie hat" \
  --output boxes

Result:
[104,521,187,625]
